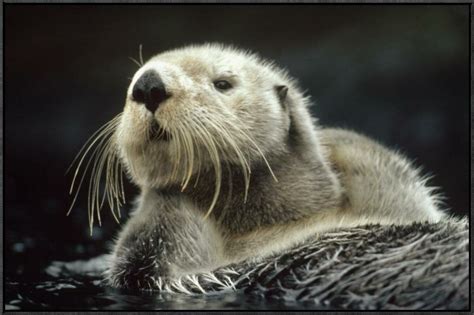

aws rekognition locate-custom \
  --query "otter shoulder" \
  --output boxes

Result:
[318,127,444,224]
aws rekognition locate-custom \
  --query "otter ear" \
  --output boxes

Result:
[275,85,288,102]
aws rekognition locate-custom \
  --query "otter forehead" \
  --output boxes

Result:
[129,45,279,91]
[156,45,261,73]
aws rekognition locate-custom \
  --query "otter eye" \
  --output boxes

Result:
[214,80,233,91]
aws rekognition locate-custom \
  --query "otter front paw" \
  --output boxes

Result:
[106,235,170,290]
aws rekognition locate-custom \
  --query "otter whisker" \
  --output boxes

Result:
[67,115,122,192]
[66,115,121,175]
[231,115,278,183]
[139,44,144,66]
[174,108,254,216]
[97,140,118,215]
[67,124,116,217]
[88,130,116,230]
[170,124,185,185]
[176,120,195,191]
[100,140,122,224]
[67,143,99,219]
[98,138,122,211]
[181,127,195,190]
[127,44,145,69]
[179,121,202,190]
[104,144,119,211]
[200,114,252,203]
[92,132,123,231]
[67,113,124,235]
[192,118,222,219]
[87,140,107,230]
[108,135,126,220]
[128,57,142,68]
[118,163,126,216]
[110,144,125,213]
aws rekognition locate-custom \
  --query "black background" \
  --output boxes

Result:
[4,4,469,276]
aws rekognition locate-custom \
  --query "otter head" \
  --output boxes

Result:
[117,44,306,201]
[68,44,314,230]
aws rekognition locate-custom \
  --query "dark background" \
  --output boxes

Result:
[5,4,469,278]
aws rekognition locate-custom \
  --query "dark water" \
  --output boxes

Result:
[4,253,318,311]
[5,277,279,310]
[5,272,313,310]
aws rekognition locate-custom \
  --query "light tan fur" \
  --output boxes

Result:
[70,44,445,289]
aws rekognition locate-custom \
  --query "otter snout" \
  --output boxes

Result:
[132,70,170,113]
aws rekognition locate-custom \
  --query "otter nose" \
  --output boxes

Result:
[132,70,170,113]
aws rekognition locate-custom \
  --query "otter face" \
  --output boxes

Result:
[117,45,293,191]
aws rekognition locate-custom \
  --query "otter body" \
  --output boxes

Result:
[96,44,444,289]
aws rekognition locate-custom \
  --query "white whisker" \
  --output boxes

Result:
[67,113,125,235]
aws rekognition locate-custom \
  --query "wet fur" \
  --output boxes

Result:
[49,218,467,309]
[70,44,445,289]
[130,218,467,310]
